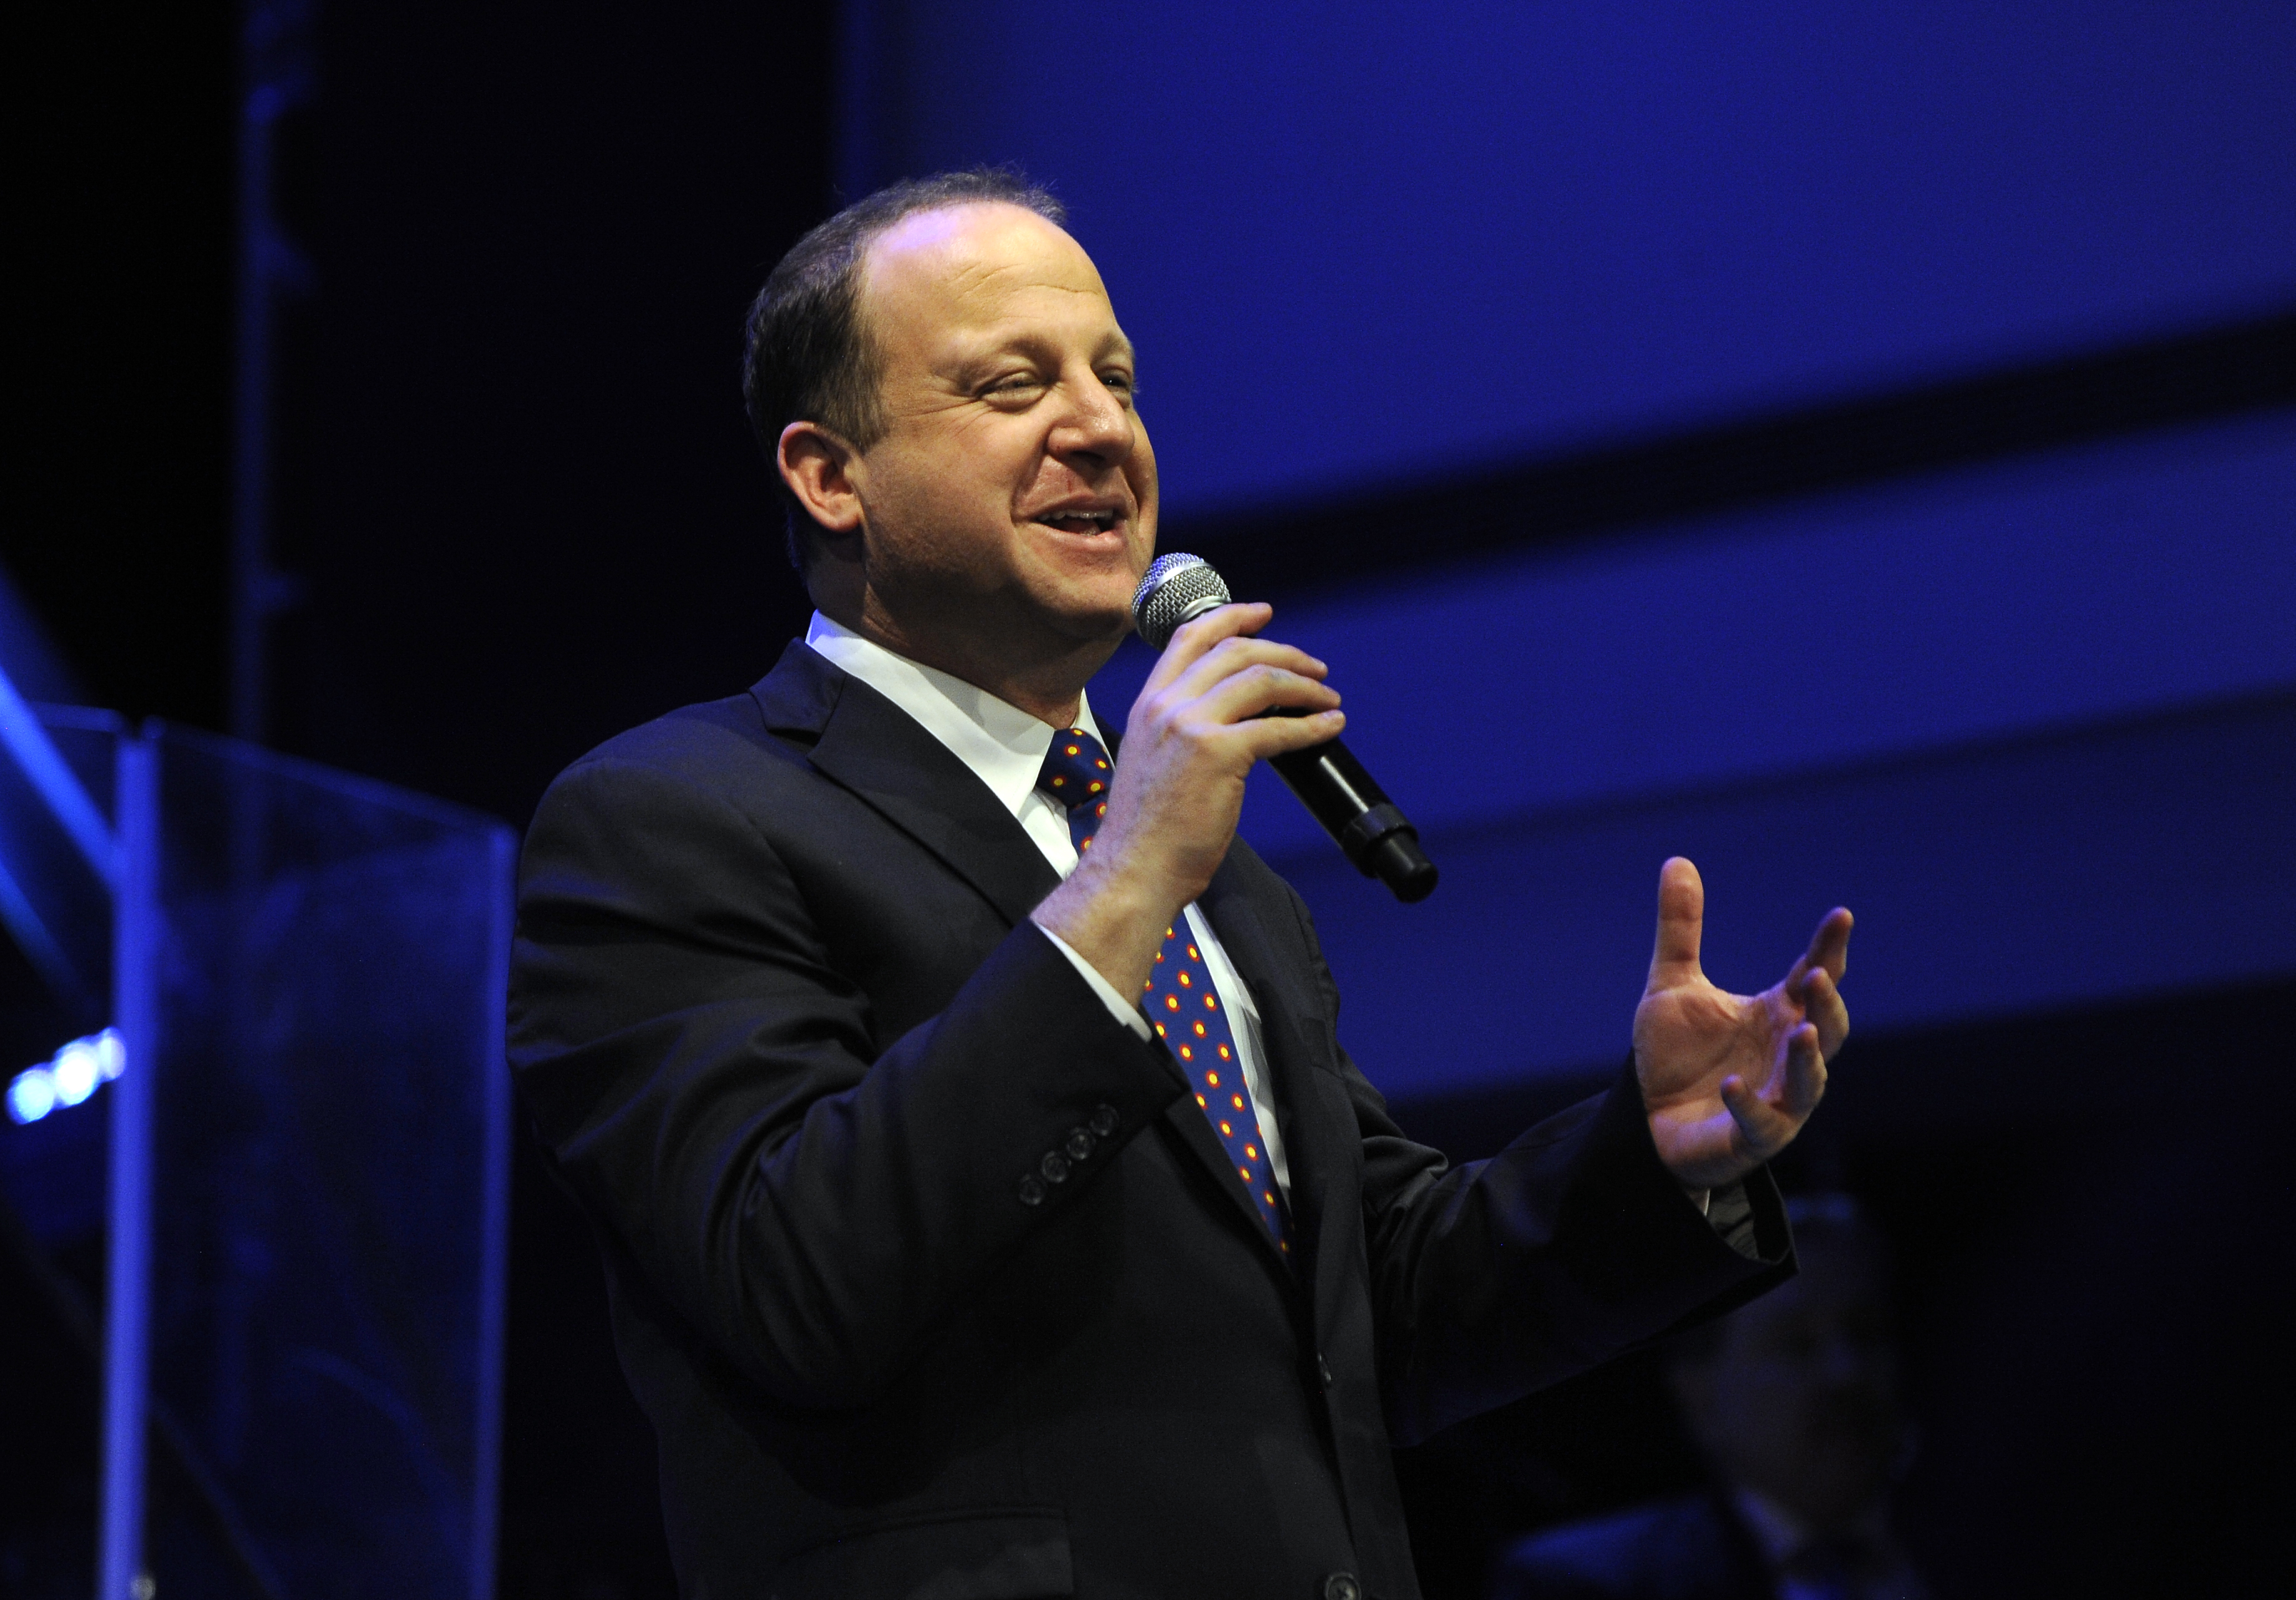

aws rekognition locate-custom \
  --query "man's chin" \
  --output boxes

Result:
[1046,607,1136,654]
[1027,579,1146,647]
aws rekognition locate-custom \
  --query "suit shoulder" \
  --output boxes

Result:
[519,691,831,881]
[513,685,849,951]
[546,689,810,803]
[544,641,836,802]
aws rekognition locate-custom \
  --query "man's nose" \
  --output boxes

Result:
[1049,372,1135,464]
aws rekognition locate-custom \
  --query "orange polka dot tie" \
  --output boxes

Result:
[1039,728,1292,1251]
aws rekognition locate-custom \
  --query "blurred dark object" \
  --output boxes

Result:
[1392,976,2296,1599]
[1491,1193,1926,1600]
[1490,1495,1770,1600]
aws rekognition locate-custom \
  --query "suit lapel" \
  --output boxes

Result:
[754,643,1060,928]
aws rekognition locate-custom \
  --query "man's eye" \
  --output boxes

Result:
[1101,372,1137,397]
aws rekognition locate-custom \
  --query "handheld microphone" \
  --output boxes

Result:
[1131,553,1439,904]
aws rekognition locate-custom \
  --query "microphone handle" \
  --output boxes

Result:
[1265,735,1439,903]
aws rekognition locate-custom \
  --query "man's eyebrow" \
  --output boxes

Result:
[948,328,1136,378]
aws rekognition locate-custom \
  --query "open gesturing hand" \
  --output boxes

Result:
[1632,858,1853,1191]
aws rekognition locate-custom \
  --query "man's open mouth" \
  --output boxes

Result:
[1034,509,1122,534]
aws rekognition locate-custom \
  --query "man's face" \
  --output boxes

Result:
[843,202,1157,673]
[1673,1238,1906,1530]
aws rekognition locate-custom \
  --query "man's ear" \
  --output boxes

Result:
[778,421,866,536]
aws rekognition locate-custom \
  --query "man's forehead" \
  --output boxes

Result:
[861,202,1117,345]
[872,199,1057,258]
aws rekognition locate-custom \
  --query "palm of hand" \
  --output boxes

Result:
[1633,859,1853,1191]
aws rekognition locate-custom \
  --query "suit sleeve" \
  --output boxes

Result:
[508,752,1187,1411]
[1265,881,1792,1447]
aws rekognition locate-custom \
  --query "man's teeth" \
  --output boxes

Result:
[1043,511,1117,529]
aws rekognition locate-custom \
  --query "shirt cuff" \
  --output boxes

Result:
[1706,1180,1760,1258]
[1037,925,1153,1042]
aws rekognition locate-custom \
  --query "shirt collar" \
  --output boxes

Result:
[804,611,1108,819]
[1731,1486,1893,1569]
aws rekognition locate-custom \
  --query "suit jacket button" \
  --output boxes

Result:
[1322,1574,1361,1600]
[1040,1152,1071,1183]
[1317,1354,1334,1389]
[1089,1104,1119,1137]
[1064,1127,1095,1161]
[1017,1175,1046,1206]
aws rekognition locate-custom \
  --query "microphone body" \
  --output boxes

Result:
[1130,554,1439,903]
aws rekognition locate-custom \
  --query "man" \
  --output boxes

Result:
[1490,1195,1926,1600]
[508,170,1854,1600]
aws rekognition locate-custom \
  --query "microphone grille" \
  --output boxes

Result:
[1131,553,1232,650]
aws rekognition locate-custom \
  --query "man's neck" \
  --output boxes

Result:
[825,602,1117,729]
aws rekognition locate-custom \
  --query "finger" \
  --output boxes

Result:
[1191,659,1343,727]
[1719,1074,1784,1157]
[1166,634,1331,706]
[1800,965,1851,1058]
[1779,1021,1828,1122]
[1779,905,1851,995]
[1139,602,1276,696]
[1806,906,1853,985]
[1232,706,1348,760]
[1720,1026,1825,1157]
[1645,857,1704,990]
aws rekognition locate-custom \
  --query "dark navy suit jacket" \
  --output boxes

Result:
[507,641,1792,1600]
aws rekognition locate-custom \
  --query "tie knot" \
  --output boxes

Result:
[1037,727,1113,813]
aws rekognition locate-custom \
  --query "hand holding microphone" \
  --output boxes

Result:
[1032,554,1434,1003]
[1031,589,1345,996]
[1131,554,1438,904]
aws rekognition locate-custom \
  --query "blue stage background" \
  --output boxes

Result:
[9,4,2293,1596]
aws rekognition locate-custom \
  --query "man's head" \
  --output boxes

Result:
[744,171,1158,707]
[1667,1194,1909,1533]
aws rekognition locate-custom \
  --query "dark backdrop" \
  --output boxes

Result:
[7,2,235,730]
[12,4,831,1597]
[278,3,829,826]
[280,9,834,1596]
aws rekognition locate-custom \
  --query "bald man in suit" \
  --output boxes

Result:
[508,170,1853,1600]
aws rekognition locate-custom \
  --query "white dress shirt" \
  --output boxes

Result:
[805,612,1293,1197]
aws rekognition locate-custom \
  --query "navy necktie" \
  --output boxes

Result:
[1037,727,1292,1251]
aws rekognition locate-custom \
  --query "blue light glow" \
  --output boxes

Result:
[6,1068,56,1124]
[4,1027,125,1125]
[52,1039,99,1105]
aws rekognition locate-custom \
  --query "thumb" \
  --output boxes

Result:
[1646,856,1705,990]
